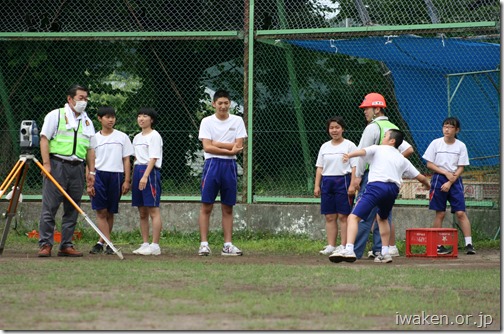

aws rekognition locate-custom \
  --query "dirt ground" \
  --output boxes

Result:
[0,246,500,330]
[1,244,500,267]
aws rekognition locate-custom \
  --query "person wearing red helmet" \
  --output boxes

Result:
[359,92,387,109]
[329,93,413,263]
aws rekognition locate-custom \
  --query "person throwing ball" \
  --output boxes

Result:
[329,129,430,264]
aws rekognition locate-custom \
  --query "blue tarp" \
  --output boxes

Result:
[288,36,500,166]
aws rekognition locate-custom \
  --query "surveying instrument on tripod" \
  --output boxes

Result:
[0,120,124,259]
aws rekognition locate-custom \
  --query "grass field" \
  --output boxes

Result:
[0,231,500,330]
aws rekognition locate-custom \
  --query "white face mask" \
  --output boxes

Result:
[73,100,87,113]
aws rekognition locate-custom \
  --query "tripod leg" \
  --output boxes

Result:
[33,157,124,260]
[0,158,26,198]
[0,161,28,256]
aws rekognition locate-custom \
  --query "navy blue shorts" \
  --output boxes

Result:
[201,158,238,206]
[91,170,123,213]
[429,173,466,213]
[351,182,399,221]
[320,175,354,215]
[132,165,161,207]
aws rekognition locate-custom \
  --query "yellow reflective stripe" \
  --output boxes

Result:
[76,133,89,140]
[56,130,76,137]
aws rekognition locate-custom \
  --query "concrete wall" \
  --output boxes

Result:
[4,201,500,240]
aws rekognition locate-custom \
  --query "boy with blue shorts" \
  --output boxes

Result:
[329,129,430,264]
[423,117,475,255]
[352,93,414,259]
[89,107,134,255]
[131,108,163,256]
[197,89,247,256]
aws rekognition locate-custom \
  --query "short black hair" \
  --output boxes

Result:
[443,117,461,129]
[388,129,404,148]
[326,116,346,135]
[137,107,157,126]
[213,89,231,102]
[67,84,89,98]
[97,106,116,117]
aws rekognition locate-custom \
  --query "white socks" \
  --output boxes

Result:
[381,246,389,256]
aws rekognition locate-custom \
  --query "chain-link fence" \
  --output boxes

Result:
[0,0,500,208]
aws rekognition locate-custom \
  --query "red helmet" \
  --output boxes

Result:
[359,93,386,109]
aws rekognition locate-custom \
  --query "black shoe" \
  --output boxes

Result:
[465,244,476,255]
[105,245,115,255]
[90,243,104,254]
[437,245,451,255]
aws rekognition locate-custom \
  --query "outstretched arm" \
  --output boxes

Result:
[402,146,414,158]
[415,173,431,190]
[343,148,366,163]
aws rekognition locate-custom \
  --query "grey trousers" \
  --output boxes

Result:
[39,158,85,249]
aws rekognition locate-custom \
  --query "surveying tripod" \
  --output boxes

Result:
[0,154,124,259]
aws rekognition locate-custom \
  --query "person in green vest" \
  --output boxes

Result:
[37,84,96,257]
[331,93,413,261]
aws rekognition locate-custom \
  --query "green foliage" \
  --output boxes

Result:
[336,0,500,26]
[0,0,499,204]
[13,226,499,254]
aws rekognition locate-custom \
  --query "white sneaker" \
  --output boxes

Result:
[133,243,150,255]
[319,245,336,255]
[149,244,161,256]
[135,244,160,256]
[221,244,243,256]
[367,250,381,259]
[198,245,211,256]
[374,253,393,263]
[389,246,400,257]
[329,248,356,263]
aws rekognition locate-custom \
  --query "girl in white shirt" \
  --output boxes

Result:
[314,116,357,256]
[131,108,163,256]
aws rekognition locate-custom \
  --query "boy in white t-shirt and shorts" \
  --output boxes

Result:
[423,117,475,255]
[89,107,134,255]
[197,89,247,256]
[329,129,430,264]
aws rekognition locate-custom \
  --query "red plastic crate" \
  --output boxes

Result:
[406,228,458,257]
